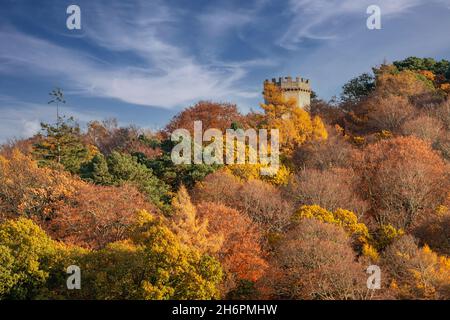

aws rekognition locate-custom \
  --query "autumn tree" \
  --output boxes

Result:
[49,183,156,249]
[353,136,449,230]
[0,213,223,300]
[80,151,170,210]
[365,95,415,133]
[401,115,444,144]
[164,101,247,136]
[0,150,80,222]
[382,235,450,299]
[375,68,434,97]
[171,186,221,254]
[192,171,293,233]
[292,125,354,170]
[414,206,450,256]
[285,168,368,218]
[260,82,327,153]
[0,218,75,299]
[196,202,267,297]
[77,210,223,300]
[436,98,450,129]
[0,137,36,158]
[341,65,435,135]
[191,170,241,204]
[262,219,366,300]
[307,99,345,126]
[85,119,161,158]
[292,205,370,251]
[225,163,291,186]
[371,224,405,252]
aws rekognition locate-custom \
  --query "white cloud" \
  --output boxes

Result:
[0,0,266,109]
[197,10,253,38]
[279,0,450,49]
[0,96,107,142]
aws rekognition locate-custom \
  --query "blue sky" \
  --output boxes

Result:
[1,0,450,142]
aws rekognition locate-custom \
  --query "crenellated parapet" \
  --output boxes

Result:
[264,76,312,108]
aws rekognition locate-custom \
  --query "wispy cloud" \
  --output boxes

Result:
[0,95,108,141]
[278,0,450,49]
[0,1,266,109]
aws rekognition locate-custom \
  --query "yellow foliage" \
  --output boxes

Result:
[376,69,434,96]
[86,144,100,160]
[362,244,380,262]
[260,83,327,154]
[171,186,222,254]
[262,164,291,186]
[389,243,450,299]
[440,83,450,93]
[375,224,404,250]
[435,205,448,216]
[226,163,291,186]
[352,136,365,146]
[292,205,370,249]
[375,130,393,140]
[226,163,260,181]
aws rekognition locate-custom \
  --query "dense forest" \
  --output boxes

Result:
[0,57,449,300]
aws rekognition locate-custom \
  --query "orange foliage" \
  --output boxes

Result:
[418,70,436,82]
[192,170,292,233]
[260,219,366,300]
[353,136,449,230]
[0,150,81,222]
[285,168,368,218]
[164,101,247,136]
[440,83,450,93]
[50,183,156,249]
[197,202,268,294]
[376,69,433,97]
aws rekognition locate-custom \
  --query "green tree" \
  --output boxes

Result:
[392,56,450,81]
[81,151,170,210]
[79,153,113,185]
[33,117,90,173]
[142,141,221,190]
[340,73,375,104]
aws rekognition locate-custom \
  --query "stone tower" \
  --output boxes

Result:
[264,76,312,108]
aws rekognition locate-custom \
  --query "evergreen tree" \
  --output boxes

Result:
[33,117,89,173]
[81,151,171,210]
[79,153,113,185]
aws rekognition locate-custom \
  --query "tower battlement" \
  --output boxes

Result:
[264,76,312,108]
